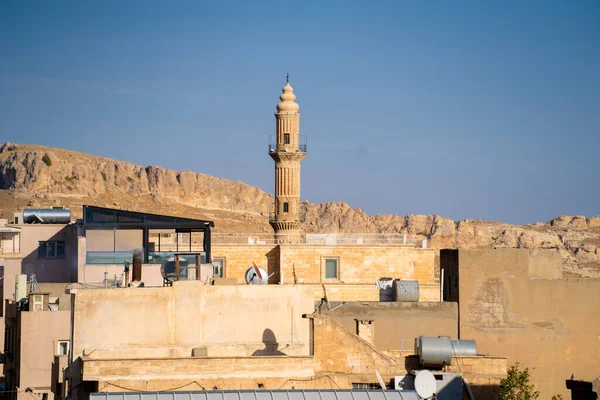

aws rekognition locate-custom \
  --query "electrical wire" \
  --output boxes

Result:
[276,374,340,390]
[100,381,206,393]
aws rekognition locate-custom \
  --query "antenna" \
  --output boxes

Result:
[251,259,264,281]
[375,369,387,390]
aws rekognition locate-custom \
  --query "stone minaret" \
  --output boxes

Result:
[269,75,307,243]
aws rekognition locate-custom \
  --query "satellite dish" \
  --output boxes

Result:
[414,370,437,399]
[160,256,189,283]
[245,264,268,285]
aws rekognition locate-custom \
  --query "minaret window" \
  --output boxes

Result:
[283,202,289,213]
[284,133,290,145]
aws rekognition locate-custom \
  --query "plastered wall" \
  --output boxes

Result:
[71,282,314,359]
[18,310,71,398]
[321,301,458,351]
[442,248,600,399]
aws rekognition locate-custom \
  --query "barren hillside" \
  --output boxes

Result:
[1,142,599,277]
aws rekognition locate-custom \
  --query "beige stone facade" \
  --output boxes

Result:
[211,243,440,301]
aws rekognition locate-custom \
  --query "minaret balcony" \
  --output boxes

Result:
[268,135,307,154]
[268,207,306,224]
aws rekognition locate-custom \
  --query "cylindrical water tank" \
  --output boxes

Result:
[415,336,477,368]
[450,339,477,357]
[23,208,71,224]
[392,279,419,302]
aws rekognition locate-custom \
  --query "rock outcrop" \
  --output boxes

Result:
[0,143,272,214]
[1,143,599,277]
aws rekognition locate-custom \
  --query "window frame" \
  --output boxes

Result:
[38,241,66,259]
[212,257,226,278]
[322,257,340,281]
[283,202,289,213]
[57,340,70,356]
[283,133,290,145]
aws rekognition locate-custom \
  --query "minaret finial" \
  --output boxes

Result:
[286,73,289,84]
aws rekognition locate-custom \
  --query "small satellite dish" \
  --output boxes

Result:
[245,262,268,285]
[414,370,437,399]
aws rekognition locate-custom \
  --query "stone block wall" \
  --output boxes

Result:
[278,245,435,284]
[212,244,438,302]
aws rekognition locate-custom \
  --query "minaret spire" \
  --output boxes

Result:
[268,77,307,243]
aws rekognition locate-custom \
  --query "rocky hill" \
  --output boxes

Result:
[1,142,599,277]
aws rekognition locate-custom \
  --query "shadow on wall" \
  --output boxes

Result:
[252,329,286,356]
[21,225,78,283]
[468,383,501,400]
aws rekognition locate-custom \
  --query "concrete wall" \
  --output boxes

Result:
[320,302,458,352]
[3,304,70,400]
[71,282,314,359]
[18,310,71,397]
[441,248,600,399]
[2,225,77,316]
[74,314,505,398]
[17,224,78,283]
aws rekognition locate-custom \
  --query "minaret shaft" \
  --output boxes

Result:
[269,78,306,243]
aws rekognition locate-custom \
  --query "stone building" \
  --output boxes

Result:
[64,281,506,400]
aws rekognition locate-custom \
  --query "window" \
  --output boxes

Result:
[283,133,290,144]
[57,340,69,356]
[213,258,225,278]
[283,202,289,213]
[38,241,65,259]
[324,258,338,279]
[352,383,382,390]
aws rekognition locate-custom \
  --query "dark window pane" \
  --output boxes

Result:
[38,242,47,258]
[57,242,66,258]
[89,209,115,223]
[325,259,338,279]
[283,202,289,213]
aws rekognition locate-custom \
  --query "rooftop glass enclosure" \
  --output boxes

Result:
[83,205,214,265]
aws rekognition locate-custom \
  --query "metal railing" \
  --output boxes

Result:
[268,135,307,153]
[212,233,425,247]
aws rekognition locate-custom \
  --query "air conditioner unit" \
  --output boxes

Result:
[32,294,44,312]
[15,274,27,302]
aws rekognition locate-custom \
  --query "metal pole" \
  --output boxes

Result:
[175,254,180,281]
[196,254,200,280]
[440,268,444,302]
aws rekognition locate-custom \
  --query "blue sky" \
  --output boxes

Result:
[1,1,598,224]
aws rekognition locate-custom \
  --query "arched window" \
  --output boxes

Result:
[283,202,289,213]
[284,133,290,144]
